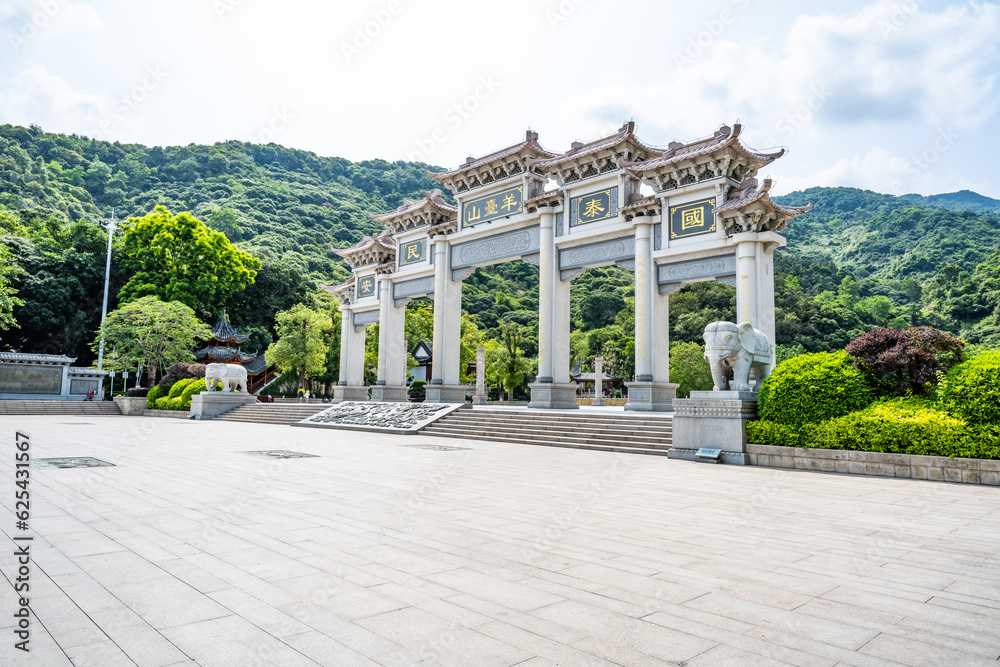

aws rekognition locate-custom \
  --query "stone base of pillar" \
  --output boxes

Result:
[190,392,256,420]
[369,385,409,402]
[667,390,758,465]
[424,384,468,404]
[624,382,679,412]
[472,394,488,405]
[527,383,580,410]
[332,385,369,403]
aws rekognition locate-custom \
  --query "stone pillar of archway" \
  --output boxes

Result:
[528,210,578,410]
[625,219,678,412]
[371,275,408,402]
[332,304,370,402]
[426,234,467,403]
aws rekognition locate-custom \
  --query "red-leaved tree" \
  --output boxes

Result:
[845,326,965,395]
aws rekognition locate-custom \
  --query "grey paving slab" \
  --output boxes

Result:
[1,415,1000,666]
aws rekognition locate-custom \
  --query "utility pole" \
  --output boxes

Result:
[97,209,119,371]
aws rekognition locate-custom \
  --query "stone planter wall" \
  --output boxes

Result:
[144,409,191,419]
[748,444,1000,486]
[113,396,147,416]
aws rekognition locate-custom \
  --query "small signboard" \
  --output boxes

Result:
[696,447,722,463]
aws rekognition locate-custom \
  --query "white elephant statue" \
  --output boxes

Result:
[204,363,248,393]
[703,321,773,392]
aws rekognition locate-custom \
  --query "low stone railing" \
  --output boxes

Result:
[748,444,1000,486]
[112,396,147,416]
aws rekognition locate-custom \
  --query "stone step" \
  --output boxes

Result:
[423,423,672,443]
[212,403,329,424]
[418,429,672,456]
[421,426,672,450]
[450,412,673,427]
[0,401,122,416]
[440,416,672,435]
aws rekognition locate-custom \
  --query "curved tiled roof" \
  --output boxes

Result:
[371,190,456,223]
[333,230,396,259]
[527,121,663,170]
[619,124,785,174]
[209,312,249,344]
[194,347,258,363]
[428,130,558,182]
[716,178,813,218]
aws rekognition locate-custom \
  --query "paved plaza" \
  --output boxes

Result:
[2,416,1000,666]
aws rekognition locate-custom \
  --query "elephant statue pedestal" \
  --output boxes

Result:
[190,391,256,420]
[668,390,759,465]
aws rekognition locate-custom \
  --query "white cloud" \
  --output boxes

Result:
[0,64,108,132]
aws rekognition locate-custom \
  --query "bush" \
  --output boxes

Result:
[169,377,195,399]
[146,384,164,409]
[941,350,1000,424]
[845,326,964,396]
[155,396,172,410]
[758,351,874,425]
[408,380,426,398]
[126,387,149,397]
[158,362,195,390]
[669,341,713,398]
[187,364,206,378]
[750,399,1000,460]
[180,378,207,410]
[169,396,184,410]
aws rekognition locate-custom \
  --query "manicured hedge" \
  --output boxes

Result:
[748,398,1000,460]
[147,384,164,409]
[168,378,195,399]
[757,351,874,425]
[941,350,1000,425]
[179,379,207,410]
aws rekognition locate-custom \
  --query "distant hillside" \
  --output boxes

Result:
[774,186,1000,284]
[900,190,1000,214]
[0,124,445,283]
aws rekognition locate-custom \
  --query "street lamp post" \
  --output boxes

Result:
[96,209,119,371]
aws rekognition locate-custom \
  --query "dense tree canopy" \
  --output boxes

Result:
[118,206,261,319]
[265,304,332,387]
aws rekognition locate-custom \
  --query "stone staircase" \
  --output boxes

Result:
[212,402,330,425]
[420,409,673,456]
[0,400,122,416]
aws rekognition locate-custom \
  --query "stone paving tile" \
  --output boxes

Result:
[3,416,1000,665]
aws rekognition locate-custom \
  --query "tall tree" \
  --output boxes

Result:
[93,296,211,386]
[0,244,25,331]
[490,319,532,401]
[118,206,261,319]
[265,304,332,387]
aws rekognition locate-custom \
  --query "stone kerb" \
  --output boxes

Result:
[113,396,147,416]
[293,401,470,435]
[747,444,1000,486]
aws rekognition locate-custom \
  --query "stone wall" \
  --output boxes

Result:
[748,444,1000,486]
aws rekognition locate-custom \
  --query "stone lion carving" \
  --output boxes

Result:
[703,321,773,392]
[204,363,248,393]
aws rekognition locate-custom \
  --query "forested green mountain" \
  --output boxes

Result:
[900,190,1000,214]
[1,124,999,373]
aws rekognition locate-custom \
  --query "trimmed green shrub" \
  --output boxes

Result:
[758,351,874,425]
[750,398,1000,460]
[941,350,1000,424]
[146,384,164,409]
[155,396,172,410]
[169,396,184,410]
[179,379,207,410]
[168,377,194,399]
[408,380,426,399]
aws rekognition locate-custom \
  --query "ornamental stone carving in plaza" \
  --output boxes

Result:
[322,120,811,417]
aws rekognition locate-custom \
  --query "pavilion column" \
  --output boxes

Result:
[332,304,370,402]
[371,275,408,402]
[529,209,578,410]
[426,234,466,403]
[625,220,678,412]
[758,243,777,366]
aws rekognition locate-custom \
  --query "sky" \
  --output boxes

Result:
[1,0,999,199]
